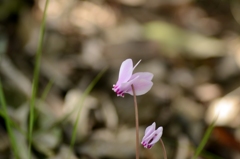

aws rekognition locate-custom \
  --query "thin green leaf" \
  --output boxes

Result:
[0,109,27,137]
[40,80,53,102]
[0,81,20,159]
[69,67,107,153]
[28,0,49,157]
[193,119,216,159]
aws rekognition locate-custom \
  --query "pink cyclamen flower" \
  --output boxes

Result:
[112,59,153,97]
[141,122,163,149]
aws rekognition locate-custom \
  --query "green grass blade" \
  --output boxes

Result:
[192,119,216,159]
[0,81,20,159]
[0,109,27,137]
[0,80,54,143]
[47,68,107,132]
[30,80,53,127]
[40,80,53,102]
[69,67,107,150]
[28,0,49,157]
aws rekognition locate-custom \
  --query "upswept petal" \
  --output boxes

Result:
[142,131,156,148]
[141,123,163,149]
[149,127,163,145]
[144,130,156,141]
[132,60,141,71]
[117,59,133,85]
[126,79,153,96]
[142,122,156,141]
[130,72,153,81]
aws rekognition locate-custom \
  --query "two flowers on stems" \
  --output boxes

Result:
[112,58,166,158]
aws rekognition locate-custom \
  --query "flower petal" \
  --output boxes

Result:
[130,72,153,81]
[141,130,156,146]
[142,122,156,142]
[117,75,140,94]
[145,122,156,135]
[126,79,153,96]
[116,59,133,85]
[149,127,163,145]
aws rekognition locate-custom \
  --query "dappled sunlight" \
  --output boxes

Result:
[206,96,240,127]
[69,2,117,30]
[38,0,117,35]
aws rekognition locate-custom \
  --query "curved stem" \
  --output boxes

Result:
[160,139,168,159]
[131,85,139,159]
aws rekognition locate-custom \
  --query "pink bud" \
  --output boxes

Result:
[141,122,163,149]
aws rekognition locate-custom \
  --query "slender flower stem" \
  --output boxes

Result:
[160,139,168,159]
[131,85,139,159]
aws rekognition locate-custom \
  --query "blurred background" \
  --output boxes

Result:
[0,0,240,158]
